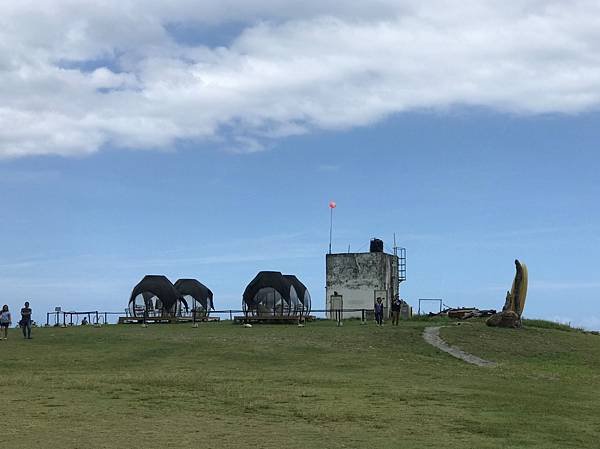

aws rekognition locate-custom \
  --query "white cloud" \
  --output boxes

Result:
[579,316,600,331]
[1,0,600,157]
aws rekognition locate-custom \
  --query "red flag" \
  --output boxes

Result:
[329,201,336,209]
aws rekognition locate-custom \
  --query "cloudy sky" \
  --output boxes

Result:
[1,1,599,328]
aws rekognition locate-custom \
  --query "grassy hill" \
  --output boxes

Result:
[1,319,598,448]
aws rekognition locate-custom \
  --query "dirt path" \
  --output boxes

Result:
[423,326,497,368]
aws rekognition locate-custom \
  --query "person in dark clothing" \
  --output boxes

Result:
[20,301,32,339]
[374,297,384,326]
[391,296,402,325]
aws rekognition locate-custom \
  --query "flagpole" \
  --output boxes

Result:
[329,206,333,254]
[328,201,336,254]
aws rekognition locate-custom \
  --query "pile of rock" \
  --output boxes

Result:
[486,310,521,328]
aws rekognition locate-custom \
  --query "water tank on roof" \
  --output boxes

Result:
[370,238,384,253]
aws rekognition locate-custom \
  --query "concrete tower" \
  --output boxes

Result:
[325,238,405,319]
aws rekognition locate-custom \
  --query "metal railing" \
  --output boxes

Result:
[46,308,399,325]
[417,299,443,315]
[46,311,124,326]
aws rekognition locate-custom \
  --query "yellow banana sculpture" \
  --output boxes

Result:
[504,259,528,318]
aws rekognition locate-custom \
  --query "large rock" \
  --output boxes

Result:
[486,310,521,328]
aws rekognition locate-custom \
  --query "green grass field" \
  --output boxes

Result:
[1,319,599,448]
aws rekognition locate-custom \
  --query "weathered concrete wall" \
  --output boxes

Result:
[326,252,398,319]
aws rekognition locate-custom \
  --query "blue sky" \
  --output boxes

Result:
[1,110,599,328]
[0,1,599,328]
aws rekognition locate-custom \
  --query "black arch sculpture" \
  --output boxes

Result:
[284,274,311,314]
[128,275,186,317]
[174,279,214,315]
[243,271,308,317]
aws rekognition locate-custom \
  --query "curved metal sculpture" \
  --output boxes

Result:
[284,274,311,314]
[487,260,528,328]
[128,275,186,317]
[174,279,214,316]
[243,271,309,317]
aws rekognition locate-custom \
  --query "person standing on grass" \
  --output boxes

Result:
[374,297,384,326]
[391,295,402,326]
[0,305,11,340]
[20,301,32,339]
